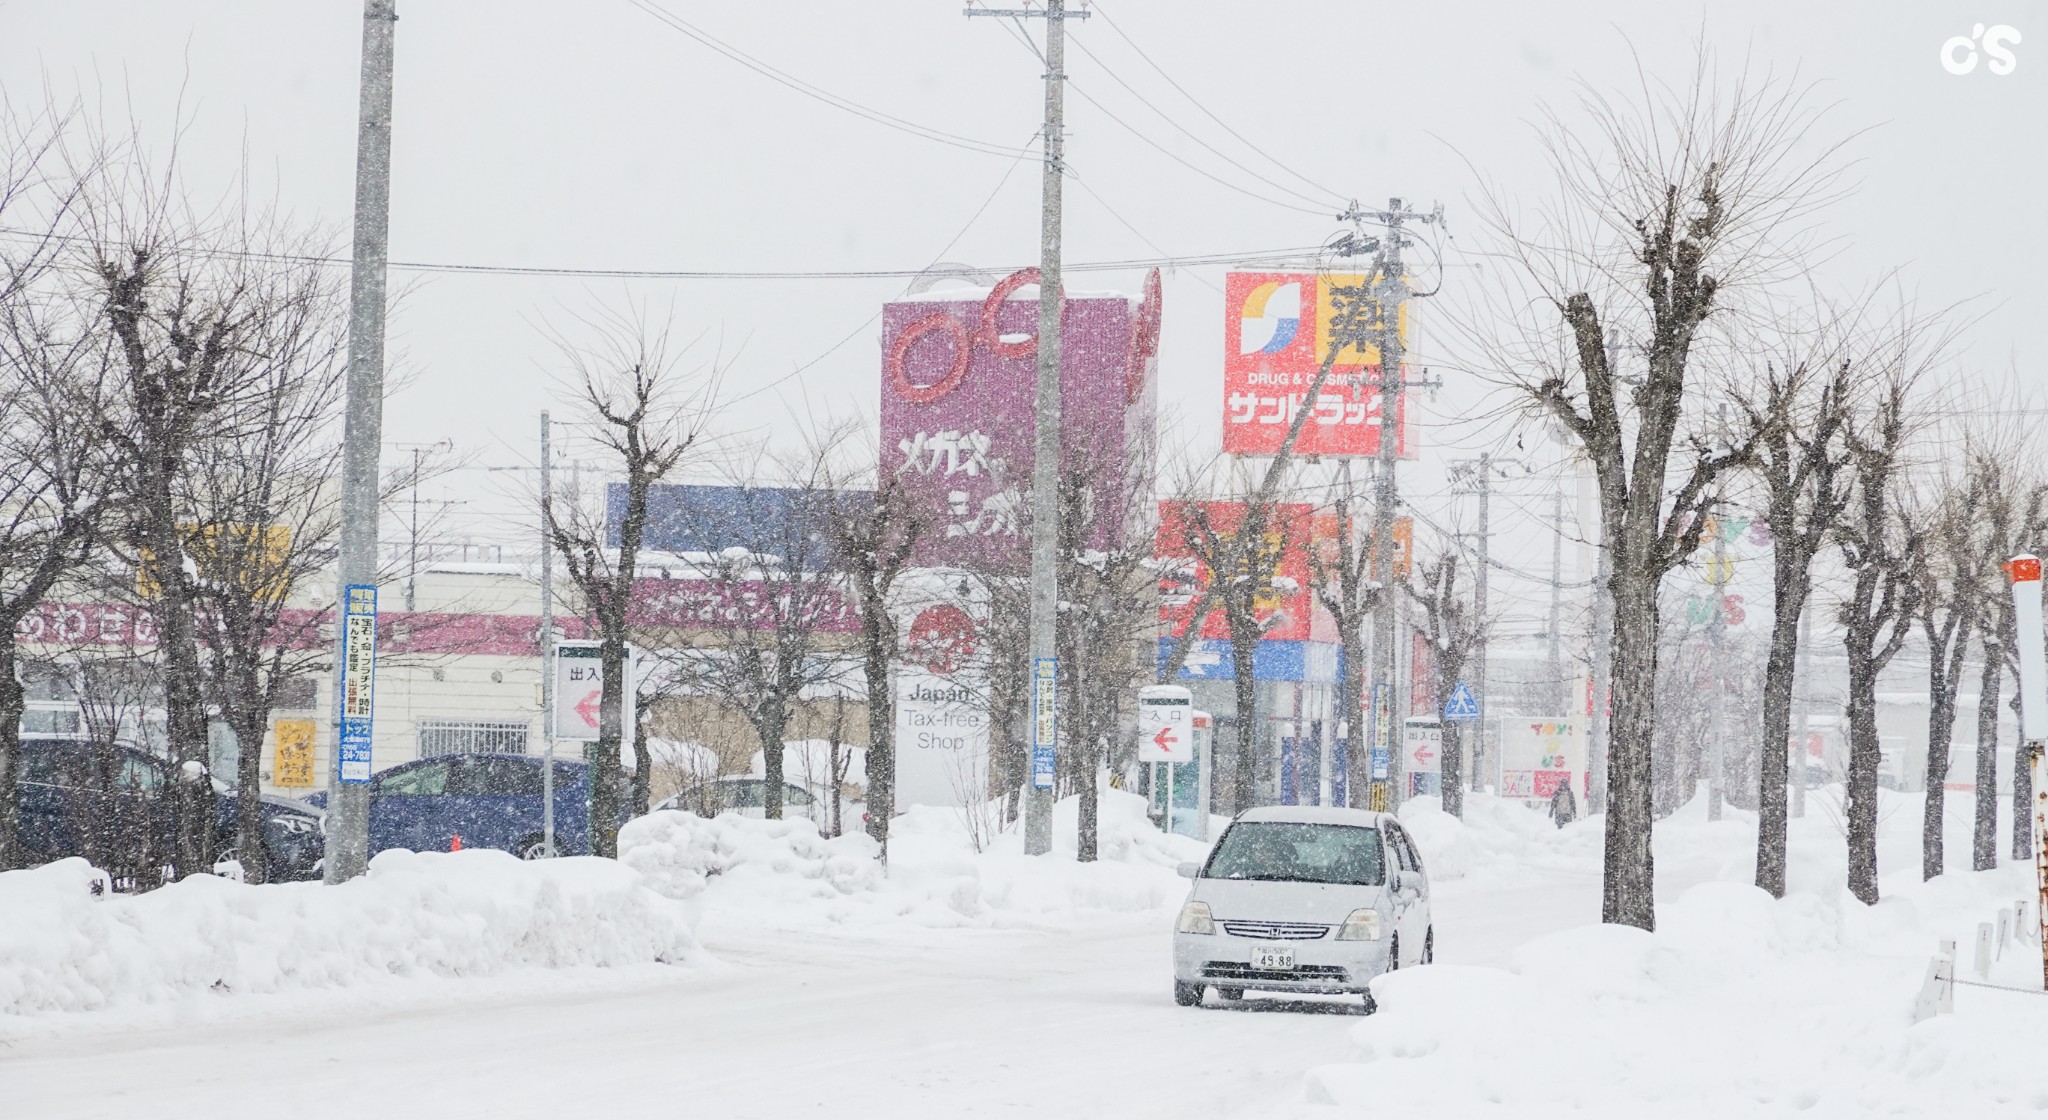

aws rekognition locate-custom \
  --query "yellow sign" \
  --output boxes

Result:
[137,523,294,602]
[1314,274,1411,369]
[273,719,316,787]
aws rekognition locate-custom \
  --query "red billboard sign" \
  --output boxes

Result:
[1221,271,1412,459]
[1156,500,1321,642]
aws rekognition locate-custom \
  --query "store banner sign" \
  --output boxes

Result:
[337,584,377,783]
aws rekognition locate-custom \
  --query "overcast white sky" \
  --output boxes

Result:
[5,1,2042,637]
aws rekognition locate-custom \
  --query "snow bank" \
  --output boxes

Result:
[620,786,1208,931]
[1306,787,2048,1116]
[0,849,700,1020]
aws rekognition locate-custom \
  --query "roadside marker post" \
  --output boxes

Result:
[2003,554,2048,988]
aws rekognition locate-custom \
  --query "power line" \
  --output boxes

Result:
[978,6,1332,218]
[0,227,1322,281]
[628,0,1038,160]
[1089,2,1348,208]
[1060,26,1342,213]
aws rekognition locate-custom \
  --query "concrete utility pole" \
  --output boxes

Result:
[1588,503,1614,814]
[1472,454,1491,793]
[967,0,1087,856]
[1792,595,1813,820]
[1547,482,1565,716]
[539,412,556,857]
[324,0,396,885]
[1706,501,1729,822]
[1355,198,1437,813]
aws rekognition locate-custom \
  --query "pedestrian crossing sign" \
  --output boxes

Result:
[1443,680,1481,722]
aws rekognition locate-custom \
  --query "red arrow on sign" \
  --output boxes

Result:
[1153,726,1176,751]
[575,691,603,727]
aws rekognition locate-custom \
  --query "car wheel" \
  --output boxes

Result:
[1361,991,1378,1014]
[515,834,559,860]
[1388,934,1400,972]
[1216,987,1244,1002]
[1423,927,1434,965]
[1173,981,1203,1007]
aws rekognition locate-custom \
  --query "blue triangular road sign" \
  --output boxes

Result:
[1443,680,1481,721]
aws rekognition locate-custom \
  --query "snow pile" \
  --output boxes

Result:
[618,809,881,905]
[1396,792,1601,887]
[1304,790,2048,1116]
[620,786,1208,931]
[0,849,699,1020]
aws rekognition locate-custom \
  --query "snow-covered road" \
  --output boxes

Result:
[16,793,2034,1119]
[0,861,1600,1120]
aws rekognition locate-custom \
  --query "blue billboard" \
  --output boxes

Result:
[605,484,870,571]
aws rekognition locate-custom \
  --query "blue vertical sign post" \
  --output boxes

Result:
[1031,657,1057,790]
[1368,682,1392,811]
[337,584,378,783]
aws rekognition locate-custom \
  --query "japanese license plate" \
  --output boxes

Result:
[1250,944,1294,972]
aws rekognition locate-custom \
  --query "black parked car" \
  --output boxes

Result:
[13,736,325,885]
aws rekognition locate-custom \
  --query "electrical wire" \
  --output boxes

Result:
[1060,27,1343,213]
[0,227,1322,281]
[628,0,1038,160]
[1087,1,1348,208]
[978,8,1333,219]
[719,126,1045,410]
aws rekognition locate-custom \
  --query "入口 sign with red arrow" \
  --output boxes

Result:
[552,639,634,743]
[1137,684,1194,763]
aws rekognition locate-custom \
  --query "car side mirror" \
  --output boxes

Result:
[1388,870,1407,892]
[1176,861,1200,879]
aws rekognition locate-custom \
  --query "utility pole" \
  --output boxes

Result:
[1706,499,1729,822]
[1547,481,1565,716]
[323,0,396,885]
[1354,198,1437,813]
[968,0,1087,856]
[1792,594,1812,820]
[1472,454,1490,793]
[1589,503,1614,814]
[539,412,556,857]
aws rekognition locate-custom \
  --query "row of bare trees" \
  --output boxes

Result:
[0,112,363,881]
[1473,56,2041,928]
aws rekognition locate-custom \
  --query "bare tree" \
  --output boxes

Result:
[1054,440,1157,860]
[0,100,103,873]
[822,438,927,854]
[182,310,349,882]
[72,181,344,875]
[1476,59,1842,929]
[1734,343,1853,897]
[1912,448,2002,880]
[1160,476,1299,815]
[1404,550,1483,817]
[0,305,106,872]
[663,451,849,822]
[1965,449,2048,869]
[544,315,710,856]
[1309,472,1381,808]
[1833,372,1924,905]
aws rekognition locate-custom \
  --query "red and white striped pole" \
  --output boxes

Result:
[2004,554,2048,988]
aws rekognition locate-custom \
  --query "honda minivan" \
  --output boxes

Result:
[1171,805,1432,1010]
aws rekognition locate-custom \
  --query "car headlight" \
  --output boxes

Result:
[1175,900,1215,935]
[1335,908,1383,941]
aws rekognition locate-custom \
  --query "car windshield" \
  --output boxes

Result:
[1203,822,1385,886]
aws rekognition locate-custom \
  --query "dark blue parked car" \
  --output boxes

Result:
[13,736,325,884]
[305,753,623,859]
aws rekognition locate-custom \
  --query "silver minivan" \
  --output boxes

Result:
[1171,805,1432,1010]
